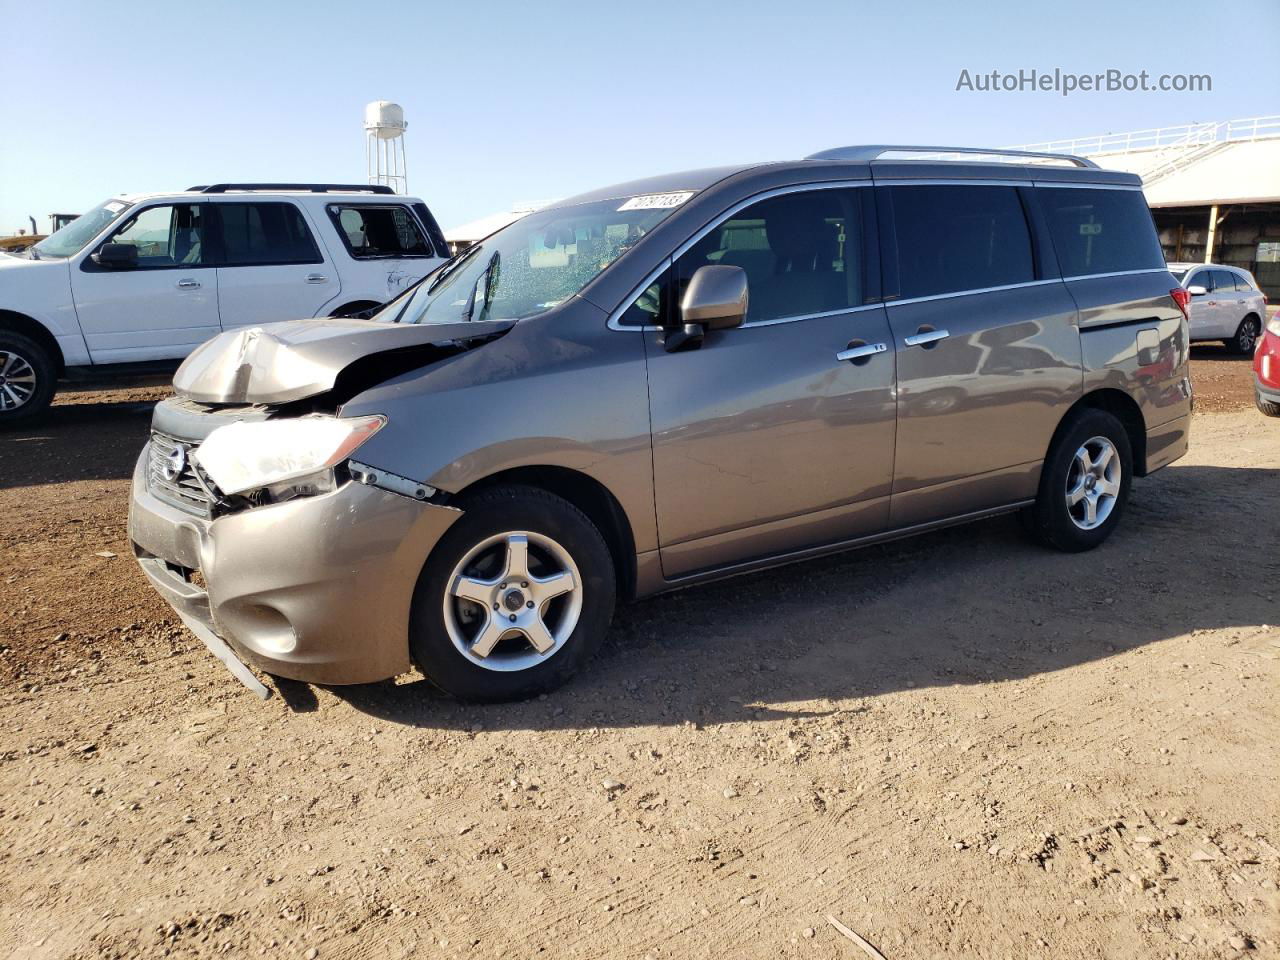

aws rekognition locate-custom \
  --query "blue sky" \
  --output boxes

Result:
[1,0,1276,235]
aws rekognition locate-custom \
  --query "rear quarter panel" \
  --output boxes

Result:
[1070,271,1191,471]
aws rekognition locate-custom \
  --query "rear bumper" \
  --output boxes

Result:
[128,448,461,687]
[1255,375,1280,406]
[1144,412,1190,475]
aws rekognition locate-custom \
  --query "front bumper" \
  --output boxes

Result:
[128,448,461,688]
[1256,375,1280,407]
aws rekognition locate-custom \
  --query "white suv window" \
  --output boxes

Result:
[327,204,432,259]
[106,204,206,267]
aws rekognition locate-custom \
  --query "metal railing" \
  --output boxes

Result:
[1007,115,1280,158]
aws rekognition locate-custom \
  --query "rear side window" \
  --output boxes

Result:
[214,202,321,266]
[886,185,1034,299]
[1036,187,1165,278]
[1212,269,1239,292]
[327,204,433,259]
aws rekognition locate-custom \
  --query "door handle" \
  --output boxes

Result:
[904,328,949,347]
[835,342,887,363]
[305,273,328,284]
[175,278,201,289]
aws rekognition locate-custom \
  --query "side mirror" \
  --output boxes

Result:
[664,265,748,353]
[1187,284,1208,297]
[92,243,138,269]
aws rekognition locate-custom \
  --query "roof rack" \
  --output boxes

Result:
[804,145,1098,169]
[186,183,397,195]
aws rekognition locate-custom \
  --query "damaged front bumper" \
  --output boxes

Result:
[128,448,461,691]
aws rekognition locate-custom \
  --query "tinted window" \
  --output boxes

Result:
[1212,270,1239,293]
[1186,270,1211,291]
[328,204,432,259]
[674,188,865,324]
[1037,187,1165,277]
[887,185,1033,299]
[104,204,205,268]
[215,202,321,266]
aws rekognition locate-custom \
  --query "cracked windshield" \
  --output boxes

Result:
[385,192,693,324]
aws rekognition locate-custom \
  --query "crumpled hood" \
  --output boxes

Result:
[173,317,515,405]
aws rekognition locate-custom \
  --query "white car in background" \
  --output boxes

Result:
[0,183,447,422]
[1168,262,1269,354]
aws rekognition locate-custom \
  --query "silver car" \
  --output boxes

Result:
[129,145,1193,702]
[1169,262,1268,353]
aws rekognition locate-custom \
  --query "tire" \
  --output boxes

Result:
[1023,408,1133,553]
[1227,315,1261,355]
[409,485,616,702]
[0,330,56,426]
[1257,391,1280,418]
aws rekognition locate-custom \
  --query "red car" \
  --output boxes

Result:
[1256,313,1280,416]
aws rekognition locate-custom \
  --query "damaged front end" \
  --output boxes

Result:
[129,316,497,689]
[150,315,513,515]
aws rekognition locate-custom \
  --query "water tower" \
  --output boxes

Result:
[365,100,408,194]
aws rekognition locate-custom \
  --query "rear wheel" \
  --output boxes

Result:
[1228,315,1260,355]
[1023,408,1133,552]
[0,331,56,426]
[1257,391,1280,418]
[409,485,616,701]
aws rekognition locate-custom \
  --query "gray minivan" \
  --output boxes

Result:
[129,146,1192,701]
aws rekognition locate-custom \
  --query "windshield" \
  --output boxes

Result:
[32,199,134,259]
[377,192,694,325]
[1169,268,1188,282]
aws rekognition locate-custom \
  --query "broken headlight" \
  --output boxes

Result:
[193,415,385,503]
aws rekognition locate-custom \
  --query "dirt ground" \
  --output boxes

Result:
[1,348,1277,960]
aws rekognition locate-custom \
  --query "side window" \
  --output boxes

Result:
[1187,270,1211,291]
[674,188,865,325]
[215,202,322,266]
[617,265,674,327]
[887,185,1034,299]
[1212,270,1237,293]
[104,204,205,268]
[327,204,433,259]
[1037,187,1165,278]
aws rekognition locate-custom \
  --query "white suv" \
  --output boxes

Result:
[0,183,447,422]
[1168,262,1270,354]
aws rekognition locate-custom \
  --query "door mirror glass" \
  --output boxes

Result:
[681,264,748,331]
[1187,284,1208,296]
[92,242,139,269]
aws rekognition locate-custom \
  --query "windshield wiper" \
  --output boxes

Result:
[427,244,484,295]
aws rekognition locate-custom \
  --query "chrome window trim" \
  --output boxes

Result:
[1031,180,1145,191]
[871,178,1026,188]
[1062,267,1173,281]
[885,277,1060,308]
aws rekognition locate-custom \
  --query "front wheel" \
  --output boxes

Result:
[1023,408,1133,553]
[409,485,616,702]
[1228,315,1260,355]
[0,331,56,426]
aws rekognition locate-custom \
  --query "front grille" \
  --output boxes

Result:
[147,432,214,517]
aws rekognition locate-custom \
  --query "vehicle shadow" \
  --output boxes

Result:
[329,461,1278,732]
[0,379,168,489]
[1190,342,1253,362]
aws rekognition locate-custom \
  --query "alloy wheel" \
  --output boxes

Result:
[0,350,38,412]
[1065,436,1122,531]
[443,531,583,672]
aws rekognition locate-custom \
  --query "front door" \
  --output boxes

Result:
[880,183,1082,526]
[641,186,897,578]
[209,201,341,329]
[70,201,220,363]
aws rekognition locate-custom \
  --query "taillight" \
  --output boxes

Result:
[1170,287,1191,322]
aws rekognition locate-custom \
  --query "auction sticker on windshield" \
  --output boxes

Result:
[617,191,694,211]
